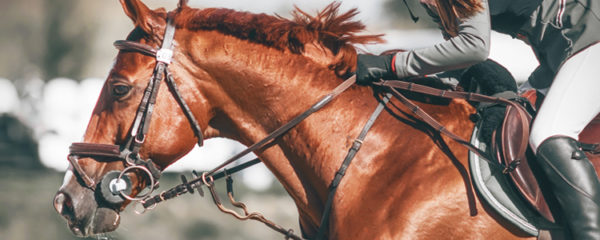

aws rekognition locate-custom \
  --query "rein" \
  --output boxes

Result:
[142,76,356,208]
[139,76,358,240]
[373,80,531,173]
[140,79,528,239]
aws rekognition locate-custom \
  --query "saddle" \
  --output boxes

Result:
[375,75,599,238]
[478,89,600,237]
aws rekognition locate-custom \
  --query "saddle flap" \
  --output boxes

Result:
[497,102,556,223]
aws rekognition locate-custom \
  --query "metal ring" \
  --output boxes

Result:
[117,165,156,201]
[134,199,153,215]
[124,152,138,166]
[201,172,214,187]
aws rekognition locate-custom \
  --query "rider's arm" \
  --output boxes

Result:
[393,0,491,79]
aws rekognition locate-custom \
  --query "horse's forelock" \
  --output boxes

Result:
[174,3,383,76]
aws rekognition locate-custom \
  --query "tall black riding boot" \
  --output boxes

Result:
[537,136,600,239]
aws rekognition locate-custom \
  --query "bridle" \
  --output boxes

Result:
[67,15,204,205]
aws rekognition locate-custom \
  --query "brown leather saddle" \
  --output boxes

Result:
[493,89,600,224]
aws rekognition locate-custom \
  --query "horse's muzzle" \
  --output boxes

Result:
[54,186,121,236]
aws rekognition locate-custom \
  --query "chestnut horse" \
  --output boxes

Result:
[53,0,535,239]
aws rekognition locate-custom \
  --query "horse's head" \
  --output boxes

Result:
[52,0,211,236]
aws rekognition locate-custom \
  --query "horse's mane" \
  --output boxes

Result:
[174,3,384,76]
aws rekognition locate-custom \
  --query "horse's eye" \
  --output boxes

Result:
[112,84,131,97]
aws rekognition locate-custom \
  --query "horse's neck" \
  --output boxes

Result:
[179,30,477,232]
[180,30,368,222]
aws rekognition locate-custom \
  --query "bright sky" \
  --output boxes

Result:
[2,1,538,191]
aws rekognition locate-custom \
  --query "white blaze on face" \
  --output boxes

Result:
[61,169,75,189]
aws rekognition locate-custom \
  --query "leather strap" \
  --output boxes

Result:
[113,21,204,148]
[69,143,121,159]
[114,40,157,56]
[375,80,527,109]
[203,76,357,177]
[315,93,392,240]
[581,143,600,154]
[141,76,356,208]
[139,75,358,240]
[374,80,531,171]
[128,16,177,148]
[68,155,97,189]
[166,71,204,146]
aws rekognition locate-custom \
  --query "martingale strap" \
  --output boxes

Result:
[315,93,392,240]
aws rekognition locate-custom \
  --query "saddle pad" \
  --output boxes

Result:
[469,122,557,236]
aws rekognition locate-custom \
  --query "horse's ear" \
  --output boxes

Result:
[119,0,160,34]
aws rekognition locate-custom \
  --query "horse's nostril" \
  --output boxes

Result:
[54,193,65,214]
[54,192,73,216]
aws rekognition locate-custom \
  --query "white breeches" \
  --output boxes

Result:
[529,42,600,153]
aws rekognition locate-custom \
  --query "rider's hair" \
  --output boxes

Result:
[435,0,484,37]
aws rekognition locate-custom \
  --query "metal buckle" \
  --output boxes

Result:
[156,48,173,64]
[124,152,139,166]
[502,160,521,174]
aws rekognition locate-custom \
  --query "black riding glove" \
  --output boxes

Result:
[356,54,397,85]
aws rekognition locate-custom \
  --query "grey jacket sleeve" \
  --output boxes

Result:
[393,0,491,78]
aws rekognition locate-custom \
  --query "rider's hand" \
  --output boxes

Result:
[356,54,397,85]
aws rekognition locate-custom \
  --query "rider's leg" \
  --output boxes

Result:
[529,43,600,239]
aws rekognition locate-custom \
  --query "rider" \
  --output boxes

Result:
[356,0,600,238]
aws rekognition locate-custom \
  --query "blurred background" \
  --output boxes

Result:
[0,0,537,239]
